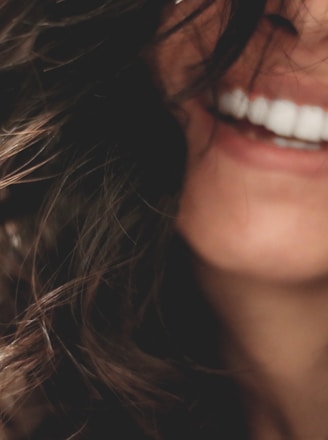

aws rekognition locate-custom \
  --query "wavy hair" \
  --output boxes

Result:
[0,1,267,438]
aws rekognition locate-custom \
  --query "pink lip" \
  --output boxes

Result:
[213,117,328,176]
[219,72,328,109]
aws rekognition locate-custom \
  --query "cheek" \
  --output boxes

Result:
[149,1,223,97]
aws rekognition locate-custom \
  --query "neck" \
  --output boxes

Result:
[195,262,328,440]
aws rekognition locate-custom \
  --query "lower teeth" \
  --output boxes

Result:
[272,137,320,151]
[230,117,323,151]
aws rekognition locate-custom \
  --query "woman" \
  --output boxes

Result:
[0,0,325,438]
[155,1,328,439]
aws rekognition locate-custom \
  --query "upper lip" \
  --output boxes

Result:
[217,72,328,109]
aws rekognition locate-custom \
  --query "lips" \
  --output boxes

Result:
[208,115,328,176]
[186,84,328,176]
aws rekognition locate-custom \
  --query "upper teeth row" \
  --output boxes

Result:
[217,89,328,143]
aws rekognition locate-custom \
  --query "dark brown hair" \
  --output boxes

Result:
[0,1,267,438]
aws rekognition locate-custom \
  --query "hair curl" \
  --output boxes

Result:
[0,1,267,438]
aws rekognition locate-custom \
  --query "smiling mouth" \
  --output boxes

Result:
[214,88,328,151]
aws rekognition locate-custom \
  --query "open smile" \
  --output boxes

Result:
[191,85,328,176]
[215,87,328,150]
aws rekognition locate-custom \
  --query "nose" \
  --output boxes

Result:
[266,0,328,44]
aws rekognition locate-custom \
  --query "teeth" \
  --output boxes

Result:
[294,105,325,142]
[247,97,270,125]
[265,100,298,138]
[217,88,328,146]
[218,89,248,119]
[322,113,328,141]
[273,137,320,150]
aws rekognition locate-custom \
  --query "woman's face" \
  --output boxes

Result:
[153,0,328,286]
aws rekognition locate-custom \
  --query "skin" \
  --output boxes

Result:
[152,0,328,438]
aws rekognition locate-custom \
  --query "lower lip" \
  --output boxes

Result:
[208,113,328,177]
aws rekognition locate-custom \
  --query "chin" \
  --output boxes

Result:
[177,199,328,286]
